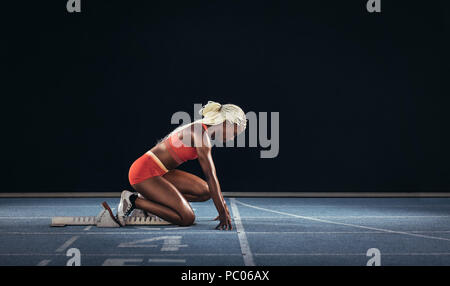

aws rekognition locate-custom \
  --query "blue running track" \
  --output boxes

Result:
[1,197,450,266]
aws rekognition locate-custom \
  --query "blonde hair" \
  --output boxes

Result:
[161,101,247,142]
[198,101,247,128]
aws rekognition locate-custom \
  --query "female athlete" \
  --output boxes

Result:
[117,101,246,230]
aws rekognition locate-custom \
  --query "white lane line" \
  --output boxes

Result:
[230,198,255,266]
[83,226,93,231]
[134,226,193,231]
[3,230,450,235]
[0,253,242,257]
[255,252,450,256]
[148,258,186,263]
[36,259,51,266]
[244,205,450,208]
[102,259,143,266]
[3,252,450,257]
[2,215,450,220]
[0,206,110,208]
[234,199,450,243]
[3,215,450,220]
[0,231,237,235]
[235,216,450,219]
[0,217,53,219]
[55,236,79,252]
[4,204,450,208]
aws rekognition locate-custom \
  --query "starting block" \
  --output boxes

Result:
[51,202,172,227]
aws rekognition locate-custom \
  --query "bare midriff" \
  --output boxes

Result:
[150,142,181,171]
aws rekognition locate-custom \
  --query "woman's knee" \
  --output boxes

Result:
[198,181,210,202]
[179,209,196,226]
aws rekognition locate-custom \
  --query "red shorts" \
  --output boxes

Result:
[128,151,169,185]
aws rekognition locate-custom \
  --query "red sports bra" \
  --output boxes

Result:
[164,123,208,164]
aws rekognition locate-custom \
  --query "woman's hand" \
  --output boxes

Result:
[215,211,233,230]
[214,203,230,221]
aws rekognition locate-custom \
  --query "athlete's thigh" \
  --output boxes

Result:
[133,176,193,213]
[162,169,208,196]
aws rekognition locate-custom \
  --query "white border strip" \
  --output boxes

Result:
[1,192,450,198]
[230,198,255,266]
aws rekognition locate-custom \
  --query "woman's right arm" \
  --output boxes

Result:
[194,128,232,230]
[196,145,232,230]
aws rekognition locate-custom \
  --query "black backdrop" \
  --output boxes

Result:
[5,0,450,193]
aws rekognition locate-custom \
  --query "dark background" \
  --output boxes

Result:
[5,0,450,193]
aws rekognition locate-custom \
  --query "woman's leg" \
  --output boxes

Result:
[131,176,195,226]
[162,169,211,202]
